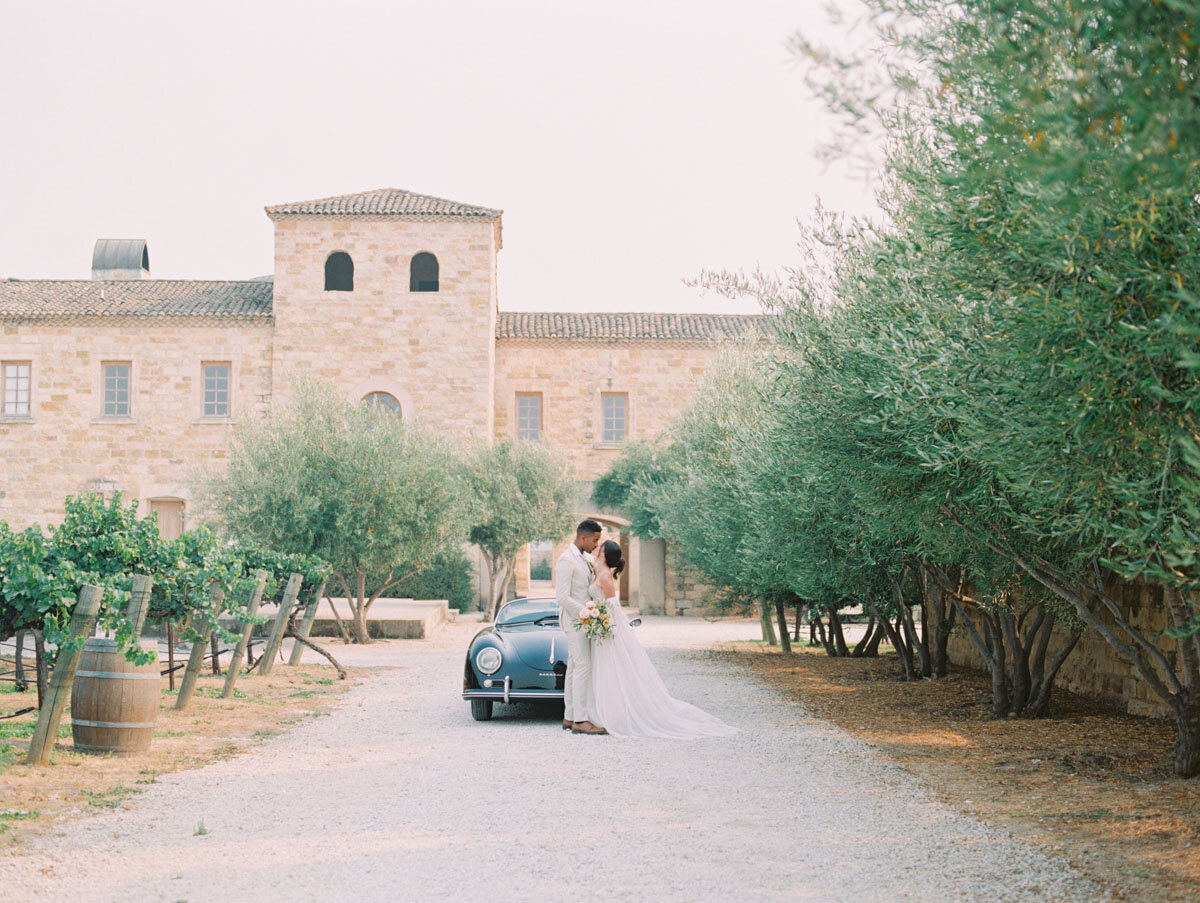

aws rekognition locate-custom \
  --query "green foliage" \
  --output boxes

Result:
[0,490,329,662]
[0,521,83,643]
[464,440,575,560]
[590,0,1200,760]
[589,440,679,539]
[198,377,468,639]
[529,560,552,582]
[401,550,475,611]
[463,439,575,617]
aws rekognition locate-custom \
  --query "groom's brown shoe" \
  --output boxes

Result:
[562,719,573,730]
[570,721,608,735]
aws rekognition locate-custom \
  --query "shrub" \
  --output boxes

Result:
[402,551,475,611]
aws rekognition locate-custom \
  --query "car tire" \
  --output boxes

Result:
[471,699,494,721]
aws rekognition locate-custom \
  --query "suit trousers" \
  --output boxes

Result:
[562,624,594,724]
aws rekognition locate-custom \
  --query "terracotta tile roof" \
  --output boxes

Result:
[495,312,772,342]
[0,279,273,321]
[265,188,502,219]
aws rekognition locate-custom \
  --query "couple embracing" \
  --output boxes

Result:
[554,519,738,739]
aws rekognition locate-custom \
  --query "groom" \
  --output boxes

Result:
[555,518,607,735]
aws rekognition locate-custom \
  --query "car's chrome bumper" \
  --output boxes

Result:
[462,688,563,704]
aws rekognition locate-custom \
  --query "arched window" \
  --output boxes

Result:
[325,252,354,292]
[410,252,439,292]
[362,391,402,415]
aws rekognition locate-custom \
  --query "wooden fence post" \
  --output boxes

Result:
[174,584,223,711]
[287,579,328,666]
[14,630,26,691]
[26,584,103,766]
[125,574,154,640]
[222,570,267,699]
[258,573,301,677]
[166,620,176,690]
[33,631,47,707]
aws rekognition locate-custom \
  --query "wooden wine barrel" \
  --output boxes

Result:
[70,638,160,755]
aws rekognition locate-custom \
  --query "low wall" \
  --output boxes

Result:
[944,580,1178,719]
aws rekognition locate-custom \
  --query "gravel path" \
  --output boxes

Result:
[0,617,1104,903]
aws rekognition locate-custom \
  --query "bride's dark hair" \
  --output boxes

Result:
[602,539,626,578]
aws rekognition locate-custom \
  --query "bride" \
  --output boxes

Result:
[588,540,738,739]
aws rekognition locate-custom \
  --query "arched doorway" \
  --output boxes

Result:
[516,513,637,605]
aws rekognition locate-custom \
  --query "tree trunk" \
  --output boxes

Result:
[864,619,886,657]
[902,604,932,678]
[881,616,916,680]
[759,600,778,645]
[812,611,832,654]
[793,602,803,642]
[946,515,1200,765]
[350,570,371,644]
[483,554,516,623]
[351,606,371,644]
[827,607,850,657]
[851,616,877,657]
[774,599,792,654]
[921,564,956,678]
[1174,692,1200,778]
[1026,626,1080,718]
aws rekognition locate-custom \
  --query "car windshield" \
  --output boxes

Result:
[497,599,558,625]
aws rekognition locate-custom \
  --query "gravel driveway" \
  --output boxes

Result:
[0,617,1103,902]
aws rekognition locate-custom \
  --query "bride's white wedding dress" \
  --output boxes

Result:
[588,585,738,739]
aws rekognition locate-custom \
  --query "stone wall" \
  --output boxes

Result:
[270,216,498,439]
[493,338,718,479]
[0,318,273,527]
[663,545,725,615]
[945,580,1179,718]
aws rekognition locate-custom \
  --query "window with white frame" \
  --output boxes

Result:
[516,393,542,440]
[2,362,31,416]
[601,393,628,443]
[102,362,131,417]
[203,362,231,417]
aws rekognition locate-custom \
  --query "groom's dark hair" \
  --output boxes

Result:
[576,518,603,535]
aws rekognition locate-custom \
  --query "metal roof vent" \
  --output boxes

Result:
[91,239,149,280]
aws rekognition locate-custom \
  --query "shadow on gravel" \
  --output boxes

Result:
[464,700,564,724]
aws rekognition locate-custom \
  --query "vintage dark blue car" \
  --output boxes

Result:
[463,597,566,721]
[463,595,641,721]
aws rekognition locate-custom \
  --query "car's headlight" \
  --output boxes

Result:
[475,646,502,675]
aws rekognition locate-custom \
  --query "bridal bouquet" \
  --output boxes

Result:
[575,601,614,642]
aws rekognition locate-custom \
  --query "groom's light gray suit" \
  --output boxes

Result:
[555,543,595,724]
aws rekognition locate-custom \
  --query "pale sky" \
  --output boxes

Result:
[0,0,879,315]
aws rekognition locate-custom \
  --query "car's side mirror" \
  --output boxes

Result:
[628,618,642,628]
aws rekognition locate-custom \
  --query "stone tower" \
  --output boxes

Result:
[265,188,502,438]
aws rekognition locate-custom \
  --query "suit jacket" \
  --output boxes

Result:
[555,544,593,623]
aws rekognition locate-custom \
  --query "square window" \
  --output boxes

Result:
[516,393,542,440]
[203,363,231,417]
[102,362,131,417]
[2,361,31,416]
[602,393,627,443]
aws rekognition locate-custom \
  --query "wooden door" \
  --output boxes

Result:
[149,499,185,540]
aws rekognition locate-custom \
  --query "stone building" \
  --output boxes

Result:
[0,188,765,612]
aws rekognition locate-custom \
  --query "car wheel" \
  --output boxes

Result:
[471,699,494,721]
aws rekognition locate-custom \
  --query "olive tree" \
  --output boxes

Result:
[464,440,575,621]
[199,379,469,643]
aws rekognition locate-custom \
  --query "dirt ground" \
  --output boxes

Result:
[718,641,1200,903]
[0,659,357,847]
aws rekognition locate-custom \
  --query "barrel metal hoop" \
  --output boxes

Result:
[75,670,159,680]
[70,719,157,729]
